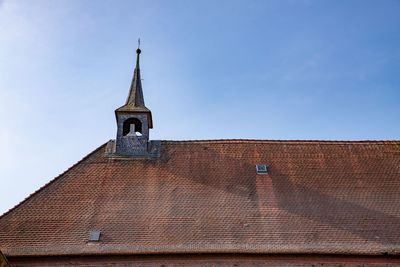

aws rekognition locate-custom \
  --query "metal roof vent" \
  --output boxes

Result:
[88,230,101,242]
[256,164,268,174]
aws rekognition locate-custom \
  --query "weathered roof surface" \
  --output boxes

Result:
[1,140,400,257]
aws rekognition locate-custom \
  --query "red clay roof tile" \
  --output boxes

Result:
[1,140,400,256]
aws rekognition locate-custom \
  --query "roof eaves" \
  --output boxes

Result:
[4,245,400,257]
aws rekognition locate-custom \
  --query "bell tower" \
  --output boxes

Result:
[114,46,153,157]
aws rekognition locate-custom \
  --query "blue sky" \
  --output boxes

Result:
[0,0,399,214]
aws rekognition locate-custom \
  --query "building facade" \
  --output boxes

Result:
[1,49,400,266]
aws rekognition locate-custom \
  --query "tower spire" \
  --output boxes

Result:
[116,41,152,128]
[114,42,154,157]
[125,43,144,107]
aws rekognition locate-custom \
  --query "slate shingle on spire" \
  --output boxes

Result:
[126,48,145,107]
[115,48,153,128]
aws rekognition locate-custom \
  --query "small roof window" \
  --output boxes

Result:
[89,230,101,242]
[256,164,268,174]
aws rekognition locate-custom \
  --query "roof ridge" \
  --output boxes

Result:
[0,142,108,220]
[159,139,400,144]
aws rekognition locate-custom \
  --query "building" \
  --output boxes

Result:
[0,251,10,267]
[1,49,400,266]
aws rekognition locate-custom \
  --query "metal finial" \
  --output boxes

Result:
[136,38,141,54]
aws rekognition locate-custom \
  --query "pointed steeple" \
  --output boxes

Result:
[114,43,155,157]
[125,47,145,107]
[116,45,152,128]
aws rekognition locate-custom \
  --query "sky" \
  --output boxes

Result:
[0,0,399,215]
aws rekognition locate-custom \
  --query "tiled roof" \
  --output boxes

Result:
[1,140,400,256]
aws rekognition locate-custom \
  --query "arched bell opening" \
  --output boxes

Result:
[123,118,143,136]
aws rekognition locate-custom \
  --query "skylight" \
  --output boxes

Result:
[256,164,268,174]
[88,230,101,242]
